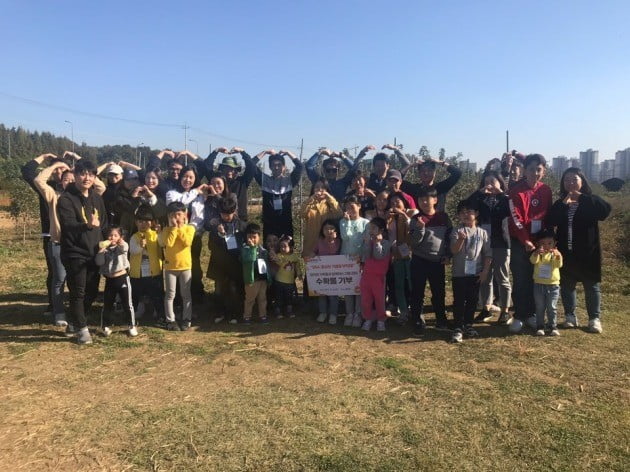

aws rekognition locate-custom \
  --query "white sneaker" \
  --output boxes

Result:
[128,326,138,337]
[328,314,337,325]
[451,328,464,343]
[376,321,386,332]
[535,329,545,336]
[102,326,112,337]
[361,320,373,331]
[343,314,353,327]
[316,313,327,323]
[549,328,560,337]
[588,318,603,334]
[352,313,363,328]
[77,327,93,345]
[526,316,537,329]
[214,316,225,324]
[508,319,523,333]
[563,314,578,328]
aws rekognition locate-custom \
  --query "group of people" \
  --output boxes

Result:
[21,144,611,344]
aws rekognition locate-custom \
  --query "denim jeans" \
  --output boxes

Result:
[560,273,601,321]
[48,241,67,318]
[510,239,535,321]
[533,283,559,329]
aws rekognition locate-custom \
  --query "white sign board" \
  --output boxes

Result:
[306,255,361,297]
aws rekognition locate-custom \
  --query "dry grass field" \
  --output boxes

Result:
[0,193,628,471]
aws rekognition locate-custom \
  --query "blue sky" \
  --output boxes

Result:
[1,0,629,163]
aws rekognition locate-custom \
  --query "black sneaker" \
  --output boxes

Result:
[412,321,425,337]
[180,321,191,331]
[474,309,493,323]
[451,328,463,343]
[497,312,510,325]
[464,325,479,338]
[166,322,180,331]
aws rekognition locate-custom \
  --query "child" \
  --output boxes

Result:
[339,195,369,327]
[360,217,392,332]
[129,206,165,326]
[450,199,492,343]
[207,194,245,324]
[309,218,341,324]
[409,187,452,336]
[241,223,270,323]
[159,201,195,331]
[529,229,563,336]
[270,235,301,318]
[508,154,552,333]
[95,226,137,337]
[387,192,416,324]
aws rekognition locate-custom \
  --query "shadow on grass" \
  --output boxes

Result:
[0,327,69,343]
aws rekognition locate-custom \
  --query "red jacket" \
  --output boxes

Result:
[508,180,552,245]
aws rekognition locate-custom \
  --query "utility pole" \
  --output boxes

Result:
[65,120,74,153]
[299,138,304,254]
[506,130,509,153]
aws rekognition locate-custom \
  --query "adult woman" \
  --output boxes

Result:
[346,173,376,217]
[468,171,512,324]
[204,175,230,223]
[166,166,207,304]
[141,166,168,226]
[301,178,342,257]
[546,168,611,333]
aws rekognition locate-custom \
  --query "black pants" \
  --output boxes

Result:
[131,275,165,320]
[102,274,135,327]
[274,281,295,315]
[214,275,243,318]
[191,233,204,304]
[43,236,53,309]
[452,276,480,329]
[410,256,446,324]
[63,258,100,329]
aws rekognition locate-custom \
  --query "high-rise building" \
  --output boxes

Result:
[600,160,616,181]
[551,156,568,179]
[579,149,599,181]
[614,148,630,180]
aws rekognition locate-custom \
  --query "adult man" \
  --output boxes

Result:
[354,144,409,193]
[33,153,105,328]
[147,150,186,191]
[57,160,107,344]
[21,151,82,316]
[305,148,357,202]
[201,146,255,221]
[400,156,462,212]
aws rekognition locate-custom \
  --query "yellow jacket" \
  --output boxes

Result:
[159,225,195,271]
[301,194,342,257]
[129,229,163,278]
[530,251,563,285]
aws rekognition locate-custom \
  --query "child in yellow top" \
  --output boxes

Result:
[529,229,563,336]
[159,201,195,331]
[129,206,165,326]
[270,235,302,318]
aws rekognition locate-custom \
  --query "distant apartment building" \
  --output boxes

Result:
[599,160,616,181]
[579,149,599,181]
[458,159,477,173]
[551,156,569,179]
[614,148,630,180]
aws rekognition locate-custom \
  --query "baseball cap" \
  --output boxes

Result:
[123,169,139,180]
[106,164,123,175]
[387,169,402,181]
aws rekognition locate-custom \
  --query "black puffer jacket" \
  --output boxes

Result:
[57,184,108,261]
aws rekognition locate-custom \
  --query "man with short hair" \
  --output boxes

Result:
[57,160,108,344]
[305,148,360,202]
[354,144,409,193]
[401,157,462,213]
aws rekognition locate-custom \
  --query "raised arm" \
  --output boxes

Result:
[282,150,304,187]
[305,150,324,183]
[236,148,256,185]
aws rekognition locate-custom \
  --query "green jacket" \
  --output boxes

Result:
[241,244,271,285]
